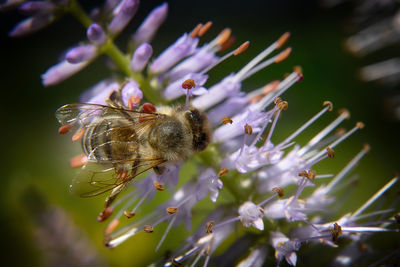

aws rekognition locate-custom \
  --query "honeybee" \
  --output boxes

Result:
[56,91,211,220]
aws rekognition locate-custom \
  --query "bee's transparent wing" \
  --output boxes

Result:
[70,158,166,198]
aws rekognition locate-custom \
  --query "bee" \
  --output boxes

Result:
[56,91,211,220]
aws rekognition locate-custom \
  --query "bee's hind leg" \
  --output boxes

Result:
[153,165,166,176]
[97,183,126,222]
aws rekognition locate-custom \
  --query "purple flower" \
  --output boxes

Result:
[79,80,120,105]
[238,201,264,230]
[41,60,88,86]
[270,232,300,266]
[66,44,97,64]
[196,168,223,202]
[150,33,199,74]
[108,0,139,34]
[130,43,153,72]
[9,14,53,37]
[163,73,208,100]
[19,1,55,14]
[132,2,168,46]
[87,24,106,45]
[121,80,143,109]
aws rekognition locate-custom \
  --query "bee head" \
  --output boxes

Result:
[185,108,211,152]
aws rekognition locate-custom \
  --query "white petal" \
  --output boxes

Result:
[253,218,264,230]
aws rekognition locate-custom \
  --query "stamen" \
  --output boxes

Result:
[219,36,235,52]
[156,215,177,251]
[279,101,332,148]
[276,32,290,48]
[215,28,232,47]
[206,221,214,234]
[190,23,203,38]
[248,80,280,103]
[128,95,141,110]
[128,189,153,215]
[153,181,165,191]
[274,47,292,63]
[124,210,136,218]
[69,154,88,168]
[167,207,178,215]
[340,226,392,233]
[198,21,212,37]
[324,145,369,193]
[218,168,229,177]
[182,79,195,108]
[351,176,398,219]
[233,41,250,56]
[327,147,334,158]
[190,247,205,267]
[244,124,253,135]
[72,128,85,142]
[298,108,349,156]
[105,219,119,235]
[213,217,240,229]
[221,116,233,124]
[272,187,284,197]
[330,222,342,242]
[58,124,72,134]
[264,101,284,145]
[143,225,154,233]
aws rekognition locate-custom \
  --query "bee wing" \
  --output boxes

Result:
[71,158,166,198]
[55,103,159,128]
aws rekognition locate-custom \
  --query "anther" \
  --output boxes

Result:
[143,225,154,233]
[327,147,335,158]
[274,47,292,63]
[363,144,370,152]
[244,124,253,135]
[182,79,196,89]
[198,21,212,37]
[128,95,141,110]
[221,116,233,124]
[233,41,250,56]
[215,28,232,46]
[338,108,350,119]
[105,219,119,235]
[323,101,333,111]
[277,100,288,110]
[142,102,156,113]
[72,128,85,142]
[124,210,135,218]
[153,181,165,191]
[97,206,113,222]
[293,65,302,74]
[274,97,282,105]
[219,36,235,52]
[206,221,214,234]
[272,187,284,197]
[335,128,346,136]
[166,207,178,215]
[218,168,229,177]
[356,122,365,129]
[276,32,290,49]
[190,23,203,38]
[58,124,73,134]
[330,222,342,242]
[69,154,88,168]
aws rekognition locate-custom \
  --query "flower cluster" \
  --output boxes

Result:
[5,0,400,266]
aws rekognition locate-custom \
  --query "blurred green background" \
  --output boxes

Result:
[1,0,399,266]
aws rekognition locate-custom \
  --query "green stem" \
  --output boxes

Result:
[68,0,92,28]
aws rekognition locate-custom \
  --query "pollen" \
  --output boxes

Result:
[244,124,253,135]
[356,122,365,129]
[190,23,203,38]
[233,41,250,56]
[327,147,335,158]
[166,207,178,214]
[277,100,288,111]
[323,101,333,111]
[221,116,233,124]
[338,108,350,119]
[274,47,292,63]
[72,128,85,142]
[143,225,154,233]
[105,219,119,235]
[206,221,214,234]
[272,187,284,197]
[363,144,370,152]
[182,79,196,89]
[124,210,136,218]
[276,32,290,49]
[198,21,212,37]
[153,181,165,191]
[218,168,229,177]
[58,124,72,134]
[215,28,232,47]
[330,222,342,242]
[69,154,88,168]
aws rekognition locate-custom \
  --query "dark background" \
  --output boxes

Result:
[1,0,399,266]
